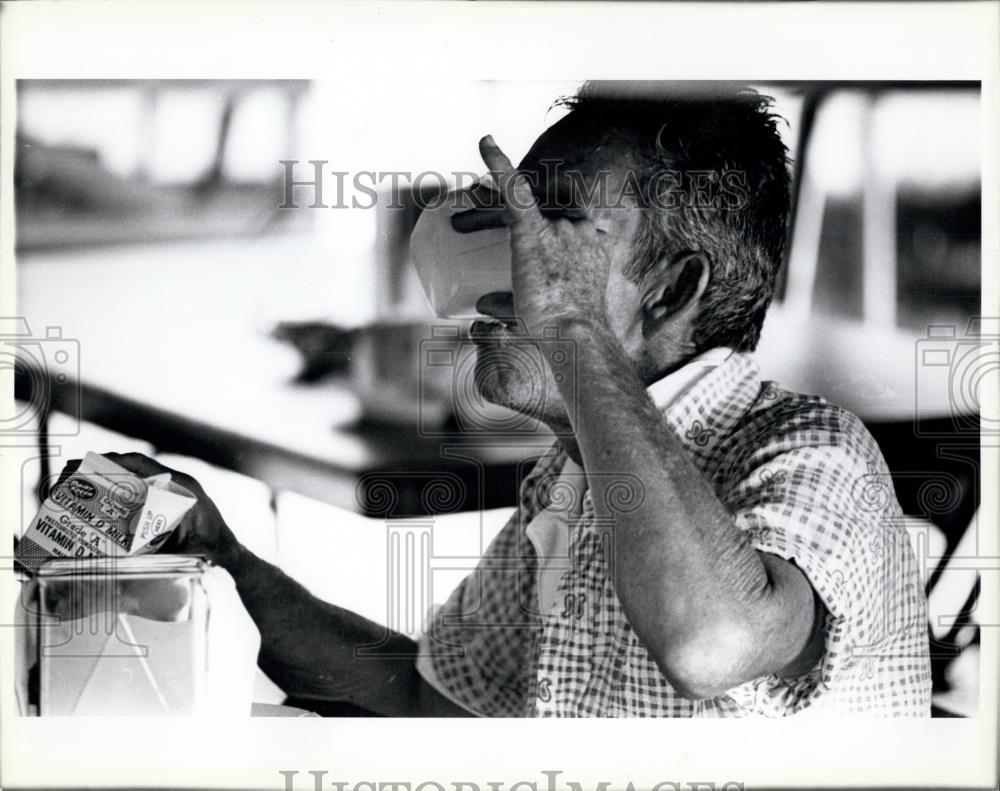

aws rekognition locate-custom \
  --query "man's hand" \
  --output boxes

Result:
[479,135,613,338]
[56,452,242,571]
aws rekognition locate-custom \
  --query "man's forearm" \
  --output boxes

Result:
[552,320,819,697]
[221,546,471,716]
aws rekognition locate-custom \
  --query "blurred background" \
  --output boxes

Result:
[10,79,986,716]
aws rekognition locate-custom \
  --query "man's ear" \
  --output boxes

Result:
[640,251,711,341]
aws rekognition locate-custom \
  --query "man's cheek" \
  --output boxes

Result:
[603,265,640,335]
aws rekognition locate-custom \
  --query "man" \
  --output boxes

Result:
[96,84,931,716]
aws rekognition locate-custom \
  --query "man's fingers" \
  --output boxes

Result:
[53,458,82,489]
[159,515,193,552]
[475,291,517,319]
[451,207,506,233]
[478,135,516,183]
[478,135,543,230]
[103,451,170,479]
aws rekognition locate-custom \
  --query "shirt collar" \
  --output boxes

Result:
[647,347,734,411]
[520,347,756,517]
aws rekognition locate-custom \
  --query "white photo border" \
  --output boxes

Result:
[0,2,997,789]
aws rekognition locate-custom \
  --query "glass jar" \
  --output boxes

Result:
[26,555,209,716]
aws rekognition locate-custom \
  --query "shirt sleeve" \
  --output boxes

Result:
[723,431,929,715]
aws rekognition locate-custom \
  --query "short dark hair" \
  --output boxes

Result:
[561,82,791,353]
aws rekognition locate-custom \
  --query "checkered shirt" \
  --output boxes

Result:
[417,352,932,716]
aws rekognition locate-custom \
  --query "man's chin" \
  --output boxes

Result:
[472,367,518,413]
[473,366,565,431]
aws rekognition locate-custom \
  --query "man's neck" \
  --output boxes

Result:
[549,345,722,469]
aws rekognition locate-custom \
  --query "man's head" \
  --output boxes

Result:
[472,82,791,430]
